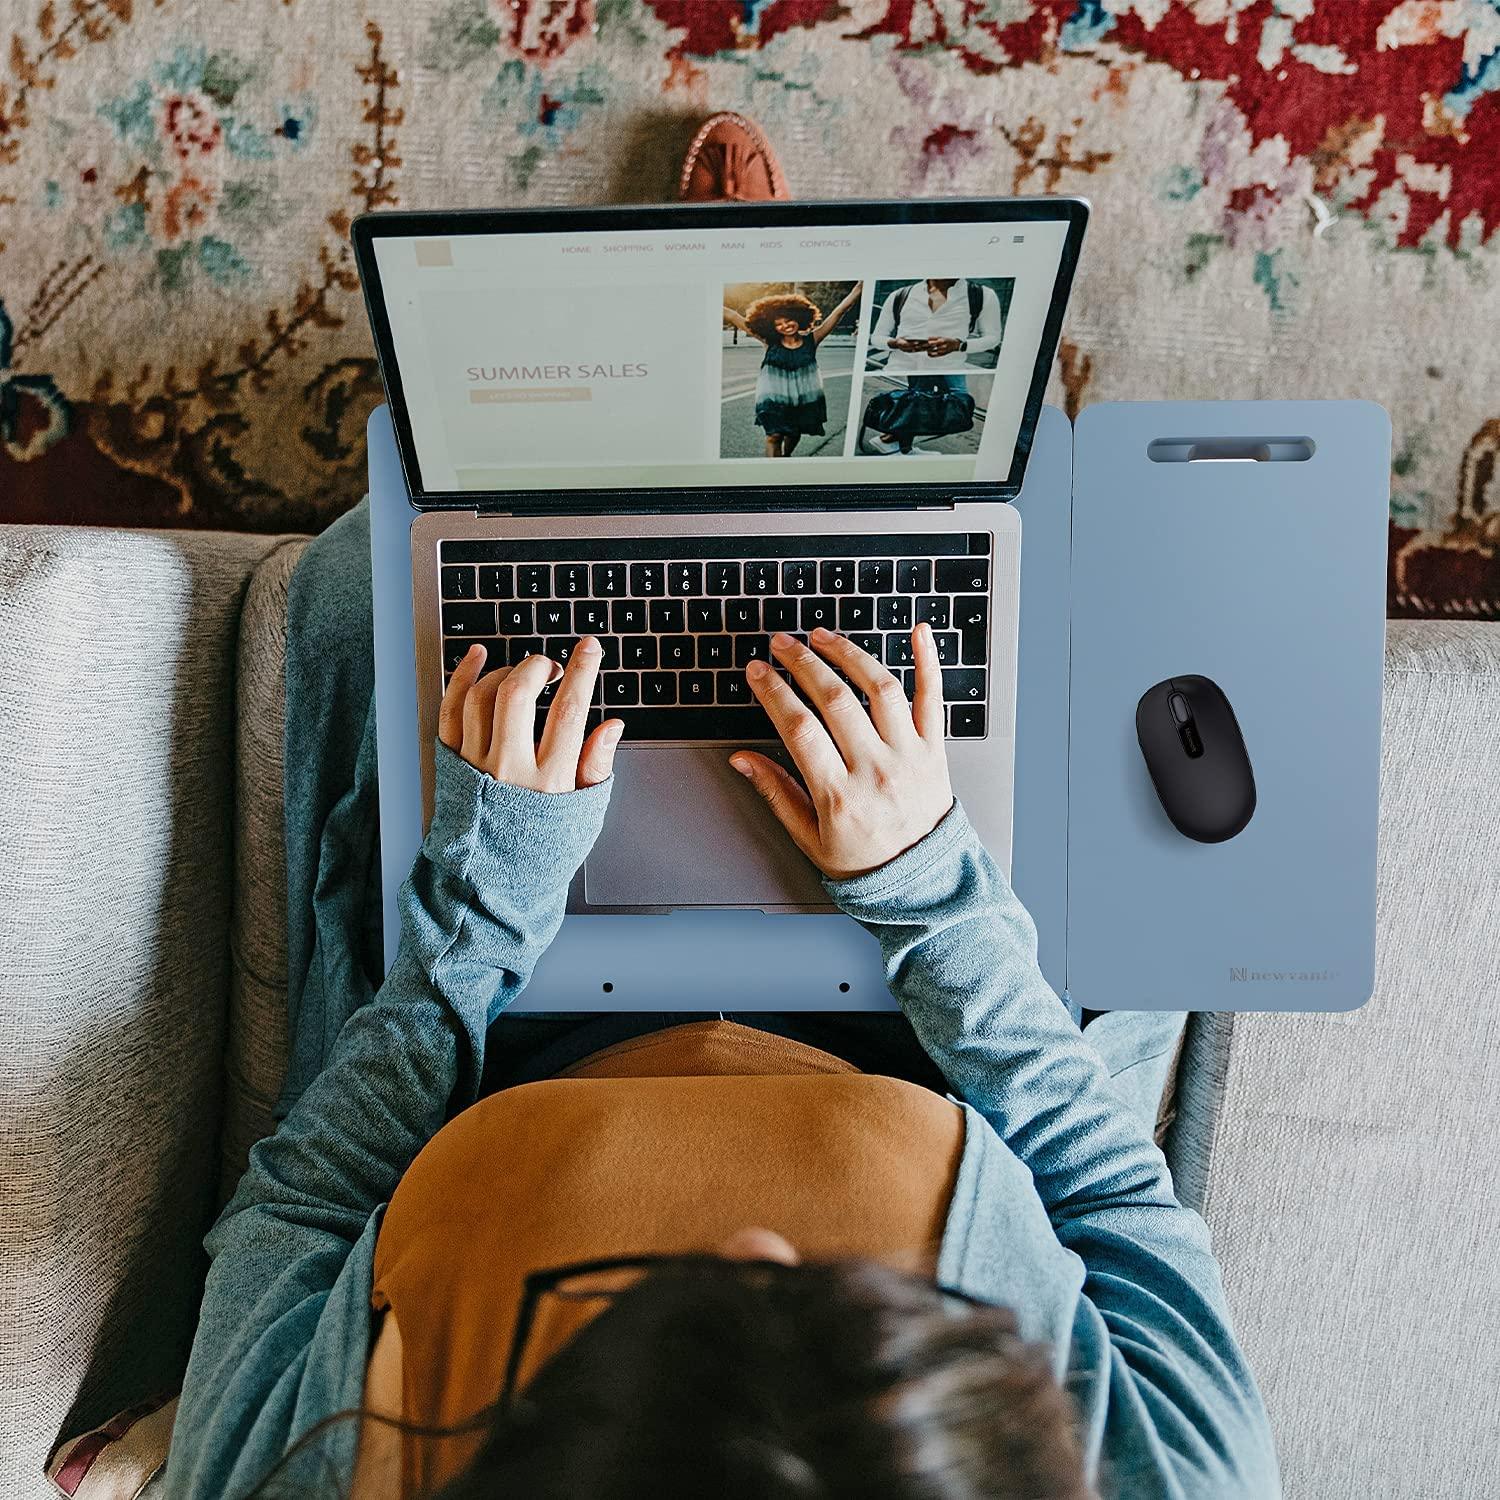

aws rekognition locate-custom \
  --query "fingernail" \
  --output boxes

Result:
[606,721,624,741]
[578,635,601,654]
[466,642,482,657]
[730,757,752,777]
[746,658,769,679]
[918,622,932,640]
[811,626,832,641]
[771,632,794,649]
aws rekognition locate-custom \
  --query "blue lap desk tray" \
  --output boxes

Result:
[368,399,1387,1013]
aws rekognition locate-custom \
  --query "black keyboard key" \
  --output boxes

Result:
[443,601,496,637]
[556,564,589,597]
[603,706,777,742]
[915,596,950,630]
[508,636,544,664]
[745,562,778,594]
[545,636,578,666]
[679,671,714,703]
[900,669,916,697]
[956,595,989,663]
[603,672,639,705]
[630,563,665,596]
[688,599,723,633]
[575,601,610,635]
[517,565,551,598]
[735,634,772,667]
[839,598,874,631]
[896,559,932,593]
[942,668,986,702]
[820,560,856,594]
[496,602,534,634]
[621,636,658,670]
[598,637,621,670]
[936,557,990,593]
[441,565,477,600]
[612,599,647,633]
[885,634,915,667]
[445,637,500,673]
[593,563,627,597]
[933,631,960,665]
[667,562,703,596]
[949,703,986,738]
[661,636,695,669]
[762,598,798,632]
[707,562,741,595]
[725,599,760,632]
[877,596,913,631]
[478,565,514,600]
[801,598,837,631]
[849,633,883,658]
[698,635,733,668]
[858,559,894,594]
[717,671,752,704]
[642,672,676,706]
[536,601,571,634]
[649,599,685,634]
[783,561,817,594]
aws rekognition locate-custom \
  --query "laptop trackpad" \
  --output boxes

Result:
[583,746,829,909]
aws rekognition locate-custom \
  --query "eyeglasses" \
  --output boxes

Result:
[498,1252,993,1415]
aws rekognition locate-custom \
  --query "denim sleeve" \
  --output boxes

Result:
[824,801,1279,1500]
[165,742,610,1500]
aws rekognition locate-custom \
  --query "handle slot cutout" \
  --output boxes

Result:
[1147,436,1315,464]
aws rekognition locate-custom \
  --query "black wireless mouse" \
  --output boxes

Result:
[1135,675,1256,843]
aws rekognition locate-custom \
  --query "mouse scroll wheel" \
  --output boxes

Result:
[1168,692,1192,725]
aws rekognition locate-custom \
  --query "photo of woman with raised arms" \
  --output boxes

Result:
[720,281,863,458]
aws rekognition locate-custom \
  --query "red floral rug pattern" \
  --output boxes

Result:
[1,0,1496,618]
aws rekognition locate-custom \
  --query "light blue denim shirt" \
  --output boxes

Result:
[166,743,1278,1498]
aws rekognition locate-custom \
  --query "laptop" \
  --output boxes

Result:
[352,197,1087,914]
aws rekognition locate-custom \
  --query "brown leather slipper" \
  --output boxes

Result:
[678,111,790,202]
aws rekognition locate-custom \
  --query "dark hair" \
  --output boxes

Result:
[254,1259,1093,1498]
[743,292,820,343]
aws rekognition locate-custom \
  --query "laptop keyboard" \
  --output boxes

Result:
[437,533,993,741]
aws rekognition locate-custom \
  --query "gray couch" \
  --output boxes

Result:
[1,524,1496,1499]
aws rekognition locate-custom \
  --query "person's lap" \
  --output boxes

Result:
[284,499,1186,1140]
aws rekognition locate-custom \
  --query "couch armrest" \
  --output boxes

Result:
[220,539,309,1206]
[0,524,284,1497]
[1167,620,1500,1500]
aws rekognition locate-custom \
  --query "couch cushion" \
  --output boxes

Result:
[1176,620,1500,1500]
[0,525,282,1499]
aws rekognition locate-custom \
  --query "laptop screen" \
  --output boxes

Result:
[355,200,1086,508]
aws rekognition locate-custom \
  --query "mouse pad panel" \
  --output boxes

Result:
[1068,400,1388,1013]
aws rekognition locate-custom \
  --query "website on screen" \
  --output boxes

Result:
[372,219,1071,494]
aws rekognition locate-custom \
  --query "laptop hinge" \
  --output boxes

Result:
[479,499,959,518]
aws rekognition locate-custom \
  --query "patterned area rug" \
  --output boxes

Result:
[1,0,1497,618]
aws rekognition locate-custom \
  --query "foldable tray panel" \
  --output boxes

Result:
[1067,400,1389,1012]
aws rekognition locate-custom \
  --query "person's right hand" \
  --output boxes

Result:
[439,639,624,793]
[888,337,929,353]
[729,625,954,881]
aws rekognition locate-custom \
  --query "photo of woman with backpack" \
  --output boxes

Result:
[859,277,1011,456]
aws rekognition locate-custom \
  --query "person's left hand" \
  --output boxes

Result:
[924,337,962,357]
[438,639,624,792]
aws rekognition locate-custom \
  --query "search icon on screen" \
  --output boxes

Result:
[987,235,1001,244]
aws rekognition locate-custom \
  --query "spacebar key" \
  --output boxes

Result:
[611,706,778,742]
